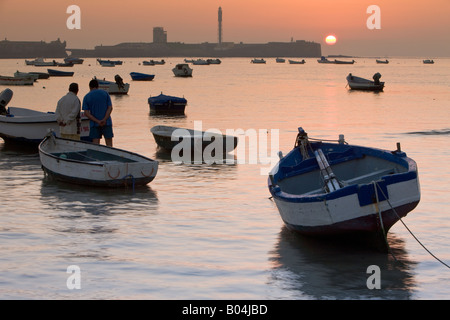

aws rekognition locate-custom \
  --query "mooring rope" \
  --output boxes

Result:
[374,181,450,269]
[122,174,135,192]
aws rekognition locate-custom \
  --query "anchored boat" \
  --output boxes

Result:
[148,93,187,115]
[0,88,90,145]
[172,64,193,77]
[346,73,384,91]
[47,69,74,77]
[268,127,420,251]
[130,72,155,81]
[39,134,158,188]
[95,75,130,94]
[151,125,238,153]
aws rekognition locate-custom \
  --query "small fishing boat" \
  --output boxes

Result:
[192,59,210,65]
[64,57,84,64]
[28,72,50,79]
[100,61,115,67]
[143,59,165,66]
[0,88,90,144]
[14,71,39,82]
[150,125,238,154]
[268,127,421,251]
[130,72,155,81]
[317,56,333,64]
[96,76,130,95]
[56,62,74,67]
[151,59,165,65]
[0,75,34,86]
[172,64,193,77]
[276,58,285,63]
[346,73,384,91]
[25,58,57,66]
[148,93,187,114]
[39,134,158,188]
[289,59,306,64]
[47,69,74,77]
[423,59,434,64]
[251,58,266,64]
[207,59,221,64]
[334,59,355,64]
[376,59,389,64]
[97,59,123,66]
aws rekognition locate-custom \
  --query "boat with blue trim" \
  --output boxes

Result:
[47,69,74,77]
[268,127,420,251]
[148,93,187,115]
[130,72,155,81]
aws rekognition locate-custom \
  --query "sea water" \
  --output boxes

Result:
[0,57,449,299]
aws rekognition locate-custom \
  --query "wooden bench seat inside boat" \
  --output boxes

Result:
[51,149,137,163]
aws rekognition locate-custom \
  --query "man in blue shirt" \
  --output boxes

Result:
[82,79,114,147]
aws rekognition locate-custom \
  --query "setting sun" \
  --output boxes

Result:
[325,35,337,45]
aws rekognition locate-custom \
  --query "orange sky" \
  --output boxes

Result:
[1,0,449,56]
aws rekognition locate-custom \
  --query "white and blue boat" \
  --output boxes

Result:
[130,72,155,81]
[268,127,421,251]
[148,93,187,115]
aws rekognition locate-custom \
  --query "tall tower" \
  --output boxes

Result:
[218,7,222,45]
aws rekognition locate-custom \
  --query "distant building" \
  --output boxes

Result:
[72,39,321,58]
[0,38,67,58]
[153,27,167,44]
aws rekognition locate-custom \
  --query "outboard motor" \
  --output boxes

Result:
[0,88,13,115]
[373,72,382,85]
[114,74,124,89]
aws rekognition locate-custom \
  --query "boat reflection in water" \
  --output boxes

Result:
[268,227,417,299]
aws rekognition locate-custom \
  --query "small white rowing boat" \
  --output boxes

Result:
[39,134,158,188]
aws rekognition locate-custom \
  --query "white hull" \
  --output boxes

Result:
[98,82,130,94]
[172,64,193,77]
[0,76,34,86]
[0,107,90,143]
[273,178,420,230]
[39,136,158,187]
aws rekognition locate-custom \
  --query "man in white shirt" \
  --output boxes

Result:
[55,83,81,140]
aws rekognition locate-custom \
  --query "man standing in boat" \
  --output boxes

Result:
[55,83,81,140]
[82,79,114,147]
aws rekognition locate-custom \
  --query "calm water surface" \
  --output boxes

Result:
[0,57,449,299]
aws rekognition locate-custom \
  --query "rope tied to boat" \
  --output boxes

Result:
[122,174,135,192]
[373,181,389,250]
[373,180,450,269]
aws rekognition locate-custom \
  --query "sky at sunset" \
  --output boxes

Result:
[0,0,449,57]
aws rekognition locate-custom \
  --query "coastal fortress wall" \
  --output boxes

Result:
[68,40,321,58]
[0,38,67,59]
